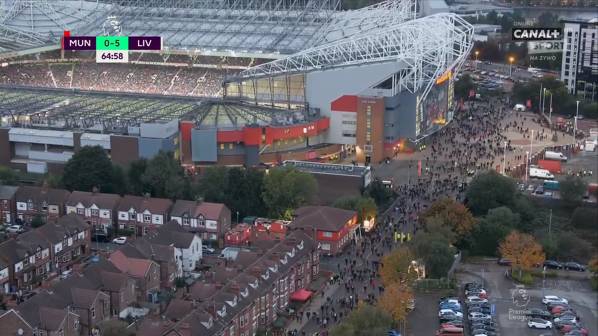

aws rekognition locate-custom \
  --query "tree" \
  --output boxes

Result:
[499,231,545,278]
[30,214,45,228]
[589,255,598,290]
[419,198,476,240]
[62,146,115,192]
[377,282,414,322]
[127,158,148,195]
[223,167,267,219]
[510,196,537,232]
[410,222,457,278]
[379,247,418,287]
[330,304,393,336]
[466,170,517,215]
[198,166,229,203]
[559,175,587,207]
[262,167,317,219]
[141,151,189,199]
[364,179,395,208]
[97,320,135,336]
[111,165,128,196]
[0,166,18,185]
[333,196,377,223]
[483,206,521,230]
[570,206,598,230]
[553,231,593,263]
[467,207,514,256]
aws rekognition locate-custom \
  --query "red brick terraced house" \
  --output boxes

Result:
[108,249,161,304]
[37,213,91,275]
[147,231,319,336]
[290,206,358,255]
[116,194,173,236]
[169,200,231,244]
[0,185,18,225]
[14,185,70,225]
[65,190,120,236]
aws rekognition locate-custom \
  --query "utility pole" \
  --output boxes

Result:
[530,129,534,160]
[502,141,507,174]
[548,209,553,243]
[574,100,579,138]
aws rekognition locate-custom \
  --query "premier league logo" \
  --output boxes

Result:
[511,285,530,307]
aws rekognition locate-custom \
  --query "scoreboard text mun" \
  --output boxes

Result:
[62,34,162,63]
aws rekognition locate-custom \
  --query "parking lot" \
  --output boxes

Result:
[457,261,597,336]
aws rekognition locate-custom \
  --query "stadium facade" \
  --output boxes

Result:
[0,0,473,171]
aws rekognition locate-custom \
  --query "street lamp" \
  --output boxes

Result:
[502,141,508,175]
[574,100,579,138]
[525,151,529,181]
[542,88,547,115]
[508,56,515,77]
[474,50,479,69]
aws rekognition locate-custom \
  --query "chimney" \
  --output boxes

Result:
[92,186,99,194]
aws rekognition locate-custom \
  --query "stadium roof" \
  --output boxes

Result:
[0,0,417,56]
[0,87,309,132]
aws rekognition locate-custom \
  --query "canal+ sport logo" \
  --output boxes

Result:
[512,27,562,41]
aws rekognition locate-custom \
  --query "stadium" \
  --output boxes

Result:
[0,0,474,173]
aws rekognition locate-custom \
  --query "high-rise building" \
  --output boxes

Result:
[560,19,598,101]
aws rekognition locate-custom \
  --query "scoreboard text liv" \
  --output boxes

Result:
[63,36,162,63]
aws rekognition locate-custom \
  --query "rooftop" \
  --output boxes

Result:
[283,160,371,177]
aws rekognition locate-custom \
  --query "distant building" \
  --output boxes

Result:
[14,185,70,225]
[169,200,231,243]
[420,0,449,16]
[282,160,372,204]
[290,206,358,255]
[0,185,17,225]
[560,19,598,101]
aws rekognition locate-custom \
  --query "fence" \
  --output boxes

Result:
[414,278,457,290]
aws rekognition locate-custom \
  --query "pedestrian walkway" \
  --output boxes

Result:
[285,281,341,332]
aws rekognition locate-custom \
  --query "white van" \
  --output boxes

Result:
[544,151,567,161]
[530,167,555,179]
[514,104,526,112]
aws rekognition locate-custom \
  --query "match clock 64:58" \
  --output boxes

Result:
[96,51,128,63]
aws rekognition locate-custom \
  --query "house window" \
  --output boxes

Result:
[27,201,33,210]
[91,209,99,216]
[143,214,151,223]
[182,217,190,225]
[77,208,84,215]
[91,307,96,319]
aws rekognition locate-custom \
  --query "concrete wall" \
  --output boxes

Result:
[191,128,217,162]
[110,135,139,166]
[384,91,418,141]
[329,111,357,145]
[0,128,10,165]
[139,134,177,159]
[140,119,179,139]
[305,61,406,144]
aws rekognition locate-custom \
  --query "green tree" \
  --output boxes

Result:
[198,166,229,203]
[224,167,267,219]
[45,174,62,188]
[141,151,189,199]
[364,179,395,208]
[553,231,593,263]
[30,214,45,228]
[333,196,377,223]
[410,219,456,278]
[0,166,18,185]
[127,158,148,195]
[62,146,115,192]
[510,196,537,232]
[559,175,587,207]
[581,102,598,119]
[330,304,393,336]
[111,165,128,195]
[570,206,598,230]
[467,208,517,256]
[262,167,317,219]
[466,171,517,215]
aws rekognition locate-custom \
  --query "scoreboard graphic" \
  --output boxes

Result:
[62,32,162,63]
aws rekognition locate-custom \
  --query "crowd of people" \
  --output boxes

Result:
[288,95,533,335]
[0,51,272,97]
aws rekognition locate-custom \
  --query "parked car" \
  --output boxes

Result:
[554,315,578,324]
[470,320,496,328]
[468,312,491,320]
[563,328,589,336]
[554,319,579,329]
[497,258,512,266]
[550,305,571,314]
[563,262,586,272]
[468,306,491,314]
[439,303,462,312]
[439,297,460,304]
[471,329,496,336]
[553,309,578,319]
[112,236,127,245]
[441,322,464,329]
[439,316,463,324]
[542,295,568,305]
[467,297,488,305]
[525,308,551,319]
[543,260,563,269]
[6,225,24,233]
[470,324,496,332]
[528,318,552,329]
[439,309,463,318]
[436,327,464,336]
